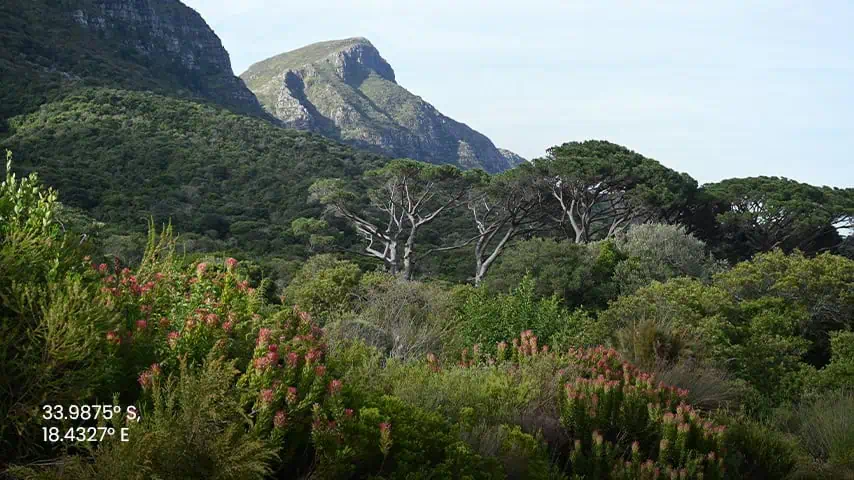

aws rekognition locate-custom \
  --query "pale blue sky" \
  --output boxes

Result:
[183,0,853,187]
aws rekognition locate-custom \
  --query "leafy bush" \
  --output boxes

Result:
[613,223,724,295]
[237,305,351,475]
[10,355,276,480]
[454,275,568,355]
[807,331,854,392]
[558,346,728,479]
[0,153,119,461]
[483,238,620,309]
[282,254,362,323]
[716,414,802,479]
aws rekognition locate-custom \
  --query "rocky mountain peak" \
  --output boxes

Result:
[241,38,525,173]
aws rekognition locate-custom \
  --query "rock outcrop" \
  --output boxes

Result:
[241,38,525,173]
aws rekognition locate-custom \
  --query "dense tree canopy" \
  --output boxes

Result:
[533,140,698,243]
[702,177,853,261]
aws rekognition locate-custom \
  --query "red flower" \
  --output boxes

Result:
[273,410,287,429]
[314,365,327,377]
[196,262,208,276]
[260,388,274,404]
[98,263,108,273]
[286,387,298,405]
[286,352,299,368]
[268,343,278,353]
[266,351,280,365]
[344,409,354,418]
[138,370,152,389]
[257,328,272,347]
[328,379,342,395]
[253,357,270,370]
[106,330,120,344]
[222,321,233,332]
[167,331,180,348]
[136,319,148,331]
[205,313,219,326]
[225,257,238,270]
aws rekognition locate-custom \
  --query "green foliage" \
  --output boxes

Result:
[282,254,362,323]
[782,391,854,477]
[0,157,118,460]
[601,250,854,412]
[455,275,569,355]
[11,355,277,480]
[714,250,854,367]
[484,238,620,310]
[558,347,727,479]
[3,87,384,267]
[703,177,850,261]
[807,331,854,392]
[1,150,59,236]
[613,223,724,295]
[534,140,698,243]
[716,414,802,479]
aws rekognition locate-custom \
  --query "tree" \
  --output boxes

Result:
[534,140,697,243]
[309,159,469,280]
[464,165,544,285]
[290,217,332,252]
[702,177,853,261]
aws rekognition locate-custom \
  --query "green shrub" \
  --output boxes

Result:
[807,331,854,393]
[483,238,620,310]
[455,275,568,355]
[282,254,362,323]
[789,391,854,476]
[10,355,277,480]
[613,223,723,295]
[715,414,802,479]
[558,346,727,479]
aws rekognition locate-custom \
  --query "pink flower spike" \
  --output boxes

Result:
[273,410,287,428]
[225,257,238,270]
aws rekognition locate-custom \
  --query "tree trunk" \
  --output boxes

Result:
[401,225,417,280]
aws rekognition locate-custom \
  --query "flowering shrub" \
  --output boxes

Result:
[237,305,353,473]
[561,346,727,479]
[454,333,731,479]
[94,250,262,386]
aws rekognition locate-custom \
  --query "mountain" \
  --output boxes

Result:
[241,37,525,173]
[0,1,387,275]
[0,0,267,122]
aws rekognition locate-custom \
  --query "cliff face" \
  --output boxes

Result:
[241,38,525,173]
[0,0,265,118]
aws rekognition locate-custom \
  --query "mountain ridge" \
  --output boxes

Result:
[0,0,268,121]
[241,37,525,173]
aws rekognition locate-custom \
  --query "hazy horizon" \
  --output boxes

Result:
[184,0,853,188]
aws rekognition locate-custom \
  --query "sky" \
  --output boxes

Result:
[182,0,853,187]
